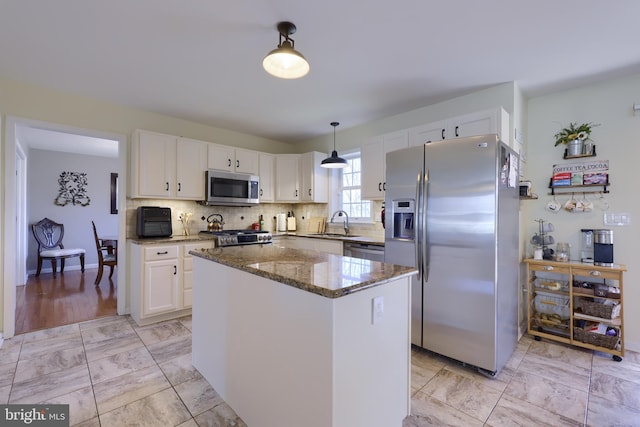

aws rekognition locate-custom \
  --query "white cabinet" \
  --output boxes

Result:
[300,151,328,203]
[208,144,259,175]
[130,130,206,200]
[258,153,275,202]
[409,107,510,146]
[129,243,181,324]
[361,130,409,200]
[130,240,217,325]
[182,241,216,308]
[275,154,301,202]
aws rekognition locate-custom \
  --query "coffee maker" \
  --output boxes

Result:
[593,229,614,266]
[580,229,594,263]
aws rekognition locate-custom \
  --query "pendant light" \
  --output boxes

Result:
[263,21,310,79]
[321,122,348,168]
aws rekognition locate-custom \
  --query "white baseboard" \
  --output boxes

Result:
[27,263,100,276]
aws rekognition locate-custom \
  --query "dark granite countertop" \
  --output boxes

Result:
[190,245,415,298]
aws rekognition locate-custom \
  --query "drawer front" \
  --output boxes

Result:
[183,241,215,257]
[530,264,571,275]
[572,267,621,281]
[144,245,178,261]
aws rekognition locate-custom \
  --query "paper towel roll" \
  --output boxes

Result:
[277,213,287,231]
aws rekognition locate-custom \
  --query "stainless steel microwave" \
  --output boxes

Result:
[204,170,259,206]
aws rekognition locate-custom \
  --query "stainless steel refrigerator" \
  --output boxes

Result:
[384,134,519,376]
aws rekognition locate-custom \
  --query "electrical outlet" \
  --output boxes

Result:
[372,296,384,324]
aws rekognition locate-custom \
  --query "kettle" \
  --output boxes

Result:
[206,214,224,232]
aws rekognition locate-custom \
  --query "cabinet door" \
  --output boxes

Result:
[300,152,328,202]
[208,144,234,172]
[143,260,180,316]
[452,108,499,139]
[275,155,300,202]
[176,138,207,200]
[409,119,450,146]
[134,130,176,197]
[361,137,384,200]
[259,153,275,202]
[235,148,259,174]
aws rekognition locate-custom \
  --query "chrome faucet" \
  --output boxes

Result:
[330,210,350,236]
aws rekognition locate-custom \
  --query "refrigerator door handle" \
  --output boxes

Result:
[423,169,429,282]
[415,171,423,282]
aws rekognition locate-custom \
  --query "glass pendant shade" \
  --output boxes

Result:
[263,41,310,79]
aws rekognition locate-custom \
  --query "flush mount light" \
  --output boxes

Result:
[321,122,348,169]
[262,21,310,79]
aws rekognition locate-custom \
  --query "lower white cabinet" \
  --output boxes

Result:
[129,240,215,325]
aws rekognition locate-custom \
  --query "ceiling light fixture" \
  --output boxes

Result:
[262,21,310,79]
[321,122,348,169]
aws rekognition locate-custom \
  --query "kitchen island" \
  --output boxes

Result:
[190,244,417,427]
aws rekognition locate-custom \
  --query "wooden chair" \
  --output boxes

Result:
[32,217,85,277]
[92,221,117,285]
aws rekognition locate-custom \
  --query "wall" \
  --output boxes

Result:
[27,149,119,272]
[526,72,640,351]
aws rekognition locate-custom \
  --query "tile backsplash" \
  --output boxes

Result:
[126,199,385,240]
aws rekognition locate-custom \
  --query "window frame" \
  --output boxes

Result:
[328,150,373,223]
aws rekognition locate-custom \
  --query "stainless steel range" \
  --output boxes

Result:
[200,229,273,247]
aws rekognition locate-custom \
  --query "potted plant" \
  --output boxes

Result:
[554,122,599,156]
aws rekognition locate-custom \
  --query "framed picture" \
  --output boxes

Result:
[110,173,118,214]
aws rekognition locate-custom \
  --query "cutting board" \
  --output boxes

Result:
[308,217,325,233]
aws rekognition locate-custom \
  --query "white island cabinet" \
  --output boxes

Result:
[191,245,416,427]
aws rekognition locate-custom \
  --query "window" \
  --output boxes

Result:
[339,152,371,221]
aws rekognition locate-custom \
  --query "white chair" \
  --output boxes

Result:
[32,217,85,277]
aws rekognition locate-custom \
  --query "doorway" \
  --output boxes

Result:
[3,116,127,338]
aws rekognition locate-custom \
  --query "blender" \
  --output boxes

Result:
[580,229,594,263]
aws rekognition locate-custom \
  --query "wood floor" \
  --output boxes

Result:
[15,267,117,335]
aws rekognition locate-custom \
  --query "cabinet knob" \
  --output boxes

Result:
[543,265,554,271]
[589,270,602,276]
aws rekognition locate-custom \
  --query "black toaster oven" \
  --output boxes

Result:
[136,206,172,237]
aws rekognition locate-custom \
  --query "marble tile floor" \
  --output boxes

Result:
[0,315,638,427]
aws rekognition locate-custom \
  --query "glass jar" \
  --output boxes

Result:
[555,243,570,262]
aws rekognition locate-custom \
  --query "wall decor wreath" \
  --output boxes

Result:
[55,171,91,206]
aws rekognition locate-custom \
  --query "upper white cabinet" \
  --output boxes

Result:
[275,154,301,202]
[361,130,409,200]
[130,130,206,200]
[258,153,275,202]
[208,144,259,175]
[410,107,510,146]
[300,151,328,203]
